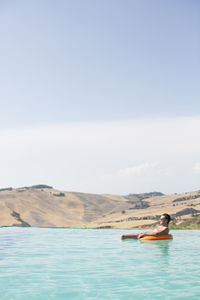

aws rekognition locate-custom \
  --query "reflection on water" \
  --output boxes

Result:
[143,240,171,257]
[150,240,172,271]
[122,237,171,256]
[121,235,172,275]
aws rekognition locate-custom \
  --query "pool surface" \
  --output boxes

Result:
[0,228,200,299]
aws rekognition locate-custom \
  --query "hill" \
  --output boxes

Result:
[0,185,200,228]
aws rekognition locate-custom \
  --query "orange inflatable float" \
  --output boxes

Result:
[139,234,173,241]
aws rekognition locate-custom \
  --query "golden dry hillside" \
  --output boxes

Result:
[0,185,200,228]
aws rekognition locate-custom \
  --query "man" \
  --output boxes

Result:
[121,213,171,240]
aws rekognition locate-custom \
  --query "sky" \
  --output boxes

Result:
[0,0,200,195]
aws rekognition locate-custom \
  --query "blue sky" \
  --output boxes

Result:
[0,1,200,194]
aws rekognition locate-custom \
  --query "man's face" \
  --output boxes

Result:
[160,215,167,226]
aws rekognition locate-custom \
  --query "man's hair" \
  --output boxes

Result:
[162,213,171,224]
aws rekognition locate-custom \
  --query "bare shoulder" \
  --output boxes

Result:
[157,226,169,234]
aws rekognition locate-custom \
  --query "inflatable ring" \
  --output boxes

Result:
[139,234,173,241]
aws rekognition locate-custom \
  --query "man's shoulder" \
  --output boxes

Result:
[158,225,169,233]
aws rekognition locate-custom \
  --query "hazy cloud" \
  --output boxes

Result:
[0,116,200,194]
[194,162,200,174]
[117,162,158,177]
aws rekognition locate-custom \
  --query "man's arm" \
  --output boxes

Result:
[138,227,168,238]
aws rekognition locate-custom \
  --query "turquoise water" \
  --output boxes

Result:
[0,228,200,299]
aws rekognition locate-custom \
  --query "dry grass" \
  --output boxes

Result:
[0,186,200,228]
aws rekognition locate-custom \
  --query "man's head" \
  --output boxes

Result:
[160,213,171,226]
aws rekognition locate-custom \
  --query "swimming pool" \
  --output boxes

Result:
[0,227,199,299]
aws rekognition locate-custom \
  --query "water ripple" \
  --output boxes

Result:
[0,228,200,299]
